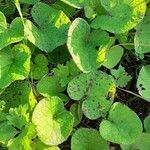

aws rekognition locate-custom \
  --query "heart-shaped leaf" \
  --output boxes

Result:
[0,12,24,50]
[91,0,146,33]
[68,71,116,120]
[71,128,109,150]
[32,97,74,145]
[67,18,109,73]
[100,102,143,145]
[25,2,70,52]
[0,44,31,91]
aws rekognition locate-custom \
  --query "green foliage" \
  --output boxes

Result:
[30,54,49,80]
[144,115,150,133]
[32,97,74,145]
[0,12,24,50]
[137,65,150,102]
[68,71,116,119]
[71,128,109,150]
[0,44,31,91]
[100,102,143,145]
[25,2,70,52]
[121,133,150,150]
[1,0,150,149]
[111,65,132,87]
[91,0,146,33]
[67,18,110,73]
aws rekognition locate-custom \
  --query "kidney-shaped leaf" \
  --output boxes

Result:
[67,18,105,73]
[0,44,31,91]
[100,102,143,145]
[0,12,24,50]
[91,0,146,33]
[25,2,70,52]
[32,97,74,145]
[71,128,109,150]
[68,71,116,120]
[137,65,150,102]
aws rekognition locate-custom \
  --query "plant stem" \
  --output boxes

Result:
[117,87,149,101]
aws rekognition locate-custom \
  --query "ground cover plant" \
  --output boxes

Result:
[1,0,150,149]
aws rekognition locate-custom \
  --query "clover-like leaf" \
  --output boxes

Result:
[71,128,109,150]
[121,133,150,150]
[25,2,70,52]
[91,0,146,33]
[100,102,143,145]
[30,54,48,80]
[68,71,116,120]
[144,115,150,133]
[0,12,24,50]
[32,97,74,145]
[0,80,36,112]
[0,44,31,91]
[137,65,150,102]
[134,14,150,55]
[67,18,109,73]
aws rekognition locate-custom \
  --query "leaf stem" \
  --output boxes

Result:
[117,87,149,101]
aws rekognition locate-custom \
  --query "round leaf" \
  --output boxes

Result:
[68,71,115,120]
[100,102,143,145]
[32,97,74,145]
[71,128,109,150]
[91,0,146,33]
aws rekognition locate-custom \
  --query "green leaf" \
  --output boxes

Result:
[20,0,40,4]
[111,65,132,87]
[0,80,36,112]
[134,14,150,55]
[0,44,31,91]
[6,105,29,130]
[68,71,116,120]
[84,0,107,19]
[71,128,109,150]
[30,54,48,80]
[52,60,80,87]
[25,2,70,52]
[0,12,24,50]
[0,122,16,144]
[100,102,143,145]
[32,97,74,145]
[102,45,124,69]
[60,0,84,8]
[91,0,146,33]
[137,65,150,102]
[144,115,150,133]
[121,133,150,150]
[32,139,60,150]
[8,123,36,150]
[70,103,82,127]
[67,18,108,73]
[37,76,66,100]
